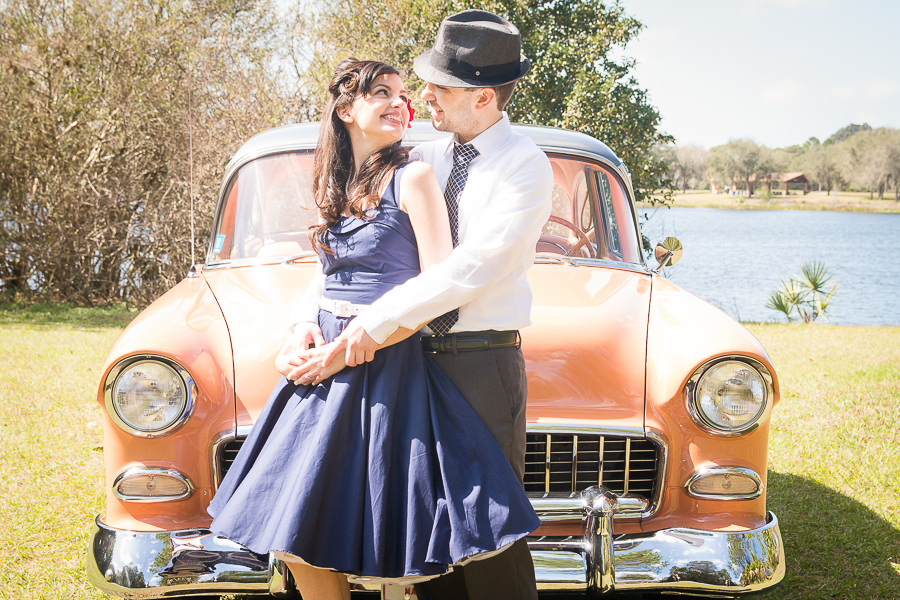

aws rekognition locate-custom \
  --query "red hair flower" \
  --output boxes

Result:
[406,99,415,128]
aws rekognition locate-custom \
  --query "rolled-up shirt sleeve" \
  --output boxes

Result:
[354,148,553,343]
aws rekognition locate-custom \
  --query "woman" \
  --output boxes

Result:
[207,59,539,600]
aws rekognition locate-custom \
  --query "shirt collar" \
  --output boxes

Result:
[448,112,511,159]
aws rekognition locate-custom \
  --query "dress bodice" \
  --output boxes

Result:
[320,165,420,305]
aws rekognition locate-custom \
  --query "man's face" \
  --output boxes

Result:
[421,82,479,138]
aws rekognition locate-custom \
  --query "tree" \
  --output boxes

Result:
[841,128,900,201]
[656,144,708,191]
[0,0,305,303]
[289,0,673,204]
[708,139,774,197]
[800,141,842,195]
[825,122,871,145]
[2,0,675,305]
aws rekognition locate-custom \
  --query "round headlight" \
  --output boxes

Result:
[105,357,193,435]
[687,358,771,435]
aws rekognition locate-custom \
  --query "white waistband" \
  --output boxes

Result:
[319,297,369,318]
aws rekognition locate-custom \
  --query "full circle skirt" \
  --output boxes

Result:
[207,311,540,581]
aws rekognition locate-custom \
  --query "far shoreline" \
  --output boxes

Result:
[643,190,900,214]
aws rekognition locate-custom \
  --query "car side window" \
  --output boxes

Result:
[538,157,598,259]
[539,155,638,263]
[594,169,622,259]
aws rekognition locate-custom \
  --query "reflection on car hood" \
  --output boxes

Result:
[525,263,650,429]
[202,262,319,424]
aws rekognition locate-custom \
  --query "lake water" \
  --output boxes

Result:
[638,207,900,326]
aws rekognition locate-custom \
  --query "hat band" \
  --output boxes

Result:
[431,50,521,83]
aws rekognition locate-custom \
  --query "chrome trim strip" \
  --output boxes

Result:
[598,435,604,487]
[112,467,195,503]
[531,495,649,522]
[103,355,196,438]
[645,430,669,519]
[533,255,652,274]
[571,434,578,491]
[684,355,776,437]
[623,438,631,495]
[528,423,645,437]
[210,425,254,492]
[543,433,551,491]
[685,466,763,500]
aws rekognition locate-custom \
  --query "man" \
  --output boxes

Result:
[285,10,553,599]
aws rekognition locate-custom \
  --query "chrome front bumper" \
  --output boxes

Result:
[87,486,784,598]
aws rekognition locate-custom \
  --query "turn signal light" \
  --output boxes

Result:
[686,468,762,500]
[113,468,193,502]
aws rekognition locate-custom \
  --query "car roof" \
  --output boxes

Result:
[224,120,626,178]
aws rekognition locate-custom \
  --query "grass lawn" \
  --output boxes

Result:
[1,304,897,599]
[0,303,135,600]
[747,323,900,599]
[645,190,900,213]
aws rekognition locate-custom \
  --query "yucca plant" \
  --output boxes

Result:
[766,261,838,323]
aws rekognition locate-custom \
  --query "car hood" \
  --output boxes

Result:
[524,262,650,429]
[203,260,651,429]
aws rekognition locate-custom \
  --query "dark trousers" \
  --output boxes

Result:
[416,346,538,600]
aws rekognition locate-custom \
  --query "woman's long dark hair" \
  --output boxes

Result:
[310,58,409,254]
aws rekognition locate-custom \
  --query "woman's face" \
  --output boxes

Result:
[343,73,410,146]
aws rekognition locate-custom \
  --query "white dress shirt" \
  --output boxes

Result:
[351,113,553,343]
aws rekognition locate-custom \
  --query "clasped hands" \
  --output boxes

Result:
[275,320,379,385]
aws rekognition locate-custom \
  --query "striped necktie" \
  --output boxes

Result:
[428,142,479,336]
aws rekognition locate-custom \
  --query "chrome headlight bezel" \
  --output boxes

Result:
[104,355,195,437]
[684,355,774,437]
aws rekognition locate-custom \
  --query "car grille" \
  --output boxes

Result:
[524,433,659,499]
[217,432,660,501]
[216,438,243,485]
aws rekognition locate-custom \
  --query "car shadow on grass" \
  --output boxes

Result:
[757,470,900,599]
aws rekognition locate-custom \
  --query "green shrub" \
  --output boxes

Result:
[766,261,838,322]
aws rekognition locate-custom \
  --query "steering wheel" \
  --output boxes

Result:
[546,215,596,258]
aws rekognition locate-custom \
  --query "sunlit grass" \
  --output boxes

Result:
[2,305,897,599]
[749,323,900,599]
[0,304,129,599]
[645,190,900,213]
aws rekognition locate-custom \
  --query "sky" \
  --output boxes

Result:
[616,0,900,149]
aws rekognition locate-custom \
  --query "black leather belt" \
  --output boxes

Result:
[421,330,520,354]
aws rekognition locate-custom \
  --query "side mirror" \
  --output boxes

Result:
[653,237,683,272]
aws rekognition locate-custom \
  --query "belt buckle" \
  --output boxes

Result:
[422,335,447,354]
[333,299,354,318]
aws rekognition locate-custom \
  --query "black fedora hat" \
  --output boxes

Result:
[414,10,531,88]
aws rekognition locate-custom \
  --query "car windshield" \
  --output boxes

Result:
[209,150,640,264]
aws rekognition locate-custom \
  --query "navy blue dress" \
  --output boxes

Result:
[207,166,540,582]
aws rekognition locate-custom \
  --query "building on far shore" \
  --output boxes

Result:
[738,172,810,195]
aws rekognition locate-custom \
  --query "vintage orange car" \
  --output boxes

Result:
[87,122,785,598]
